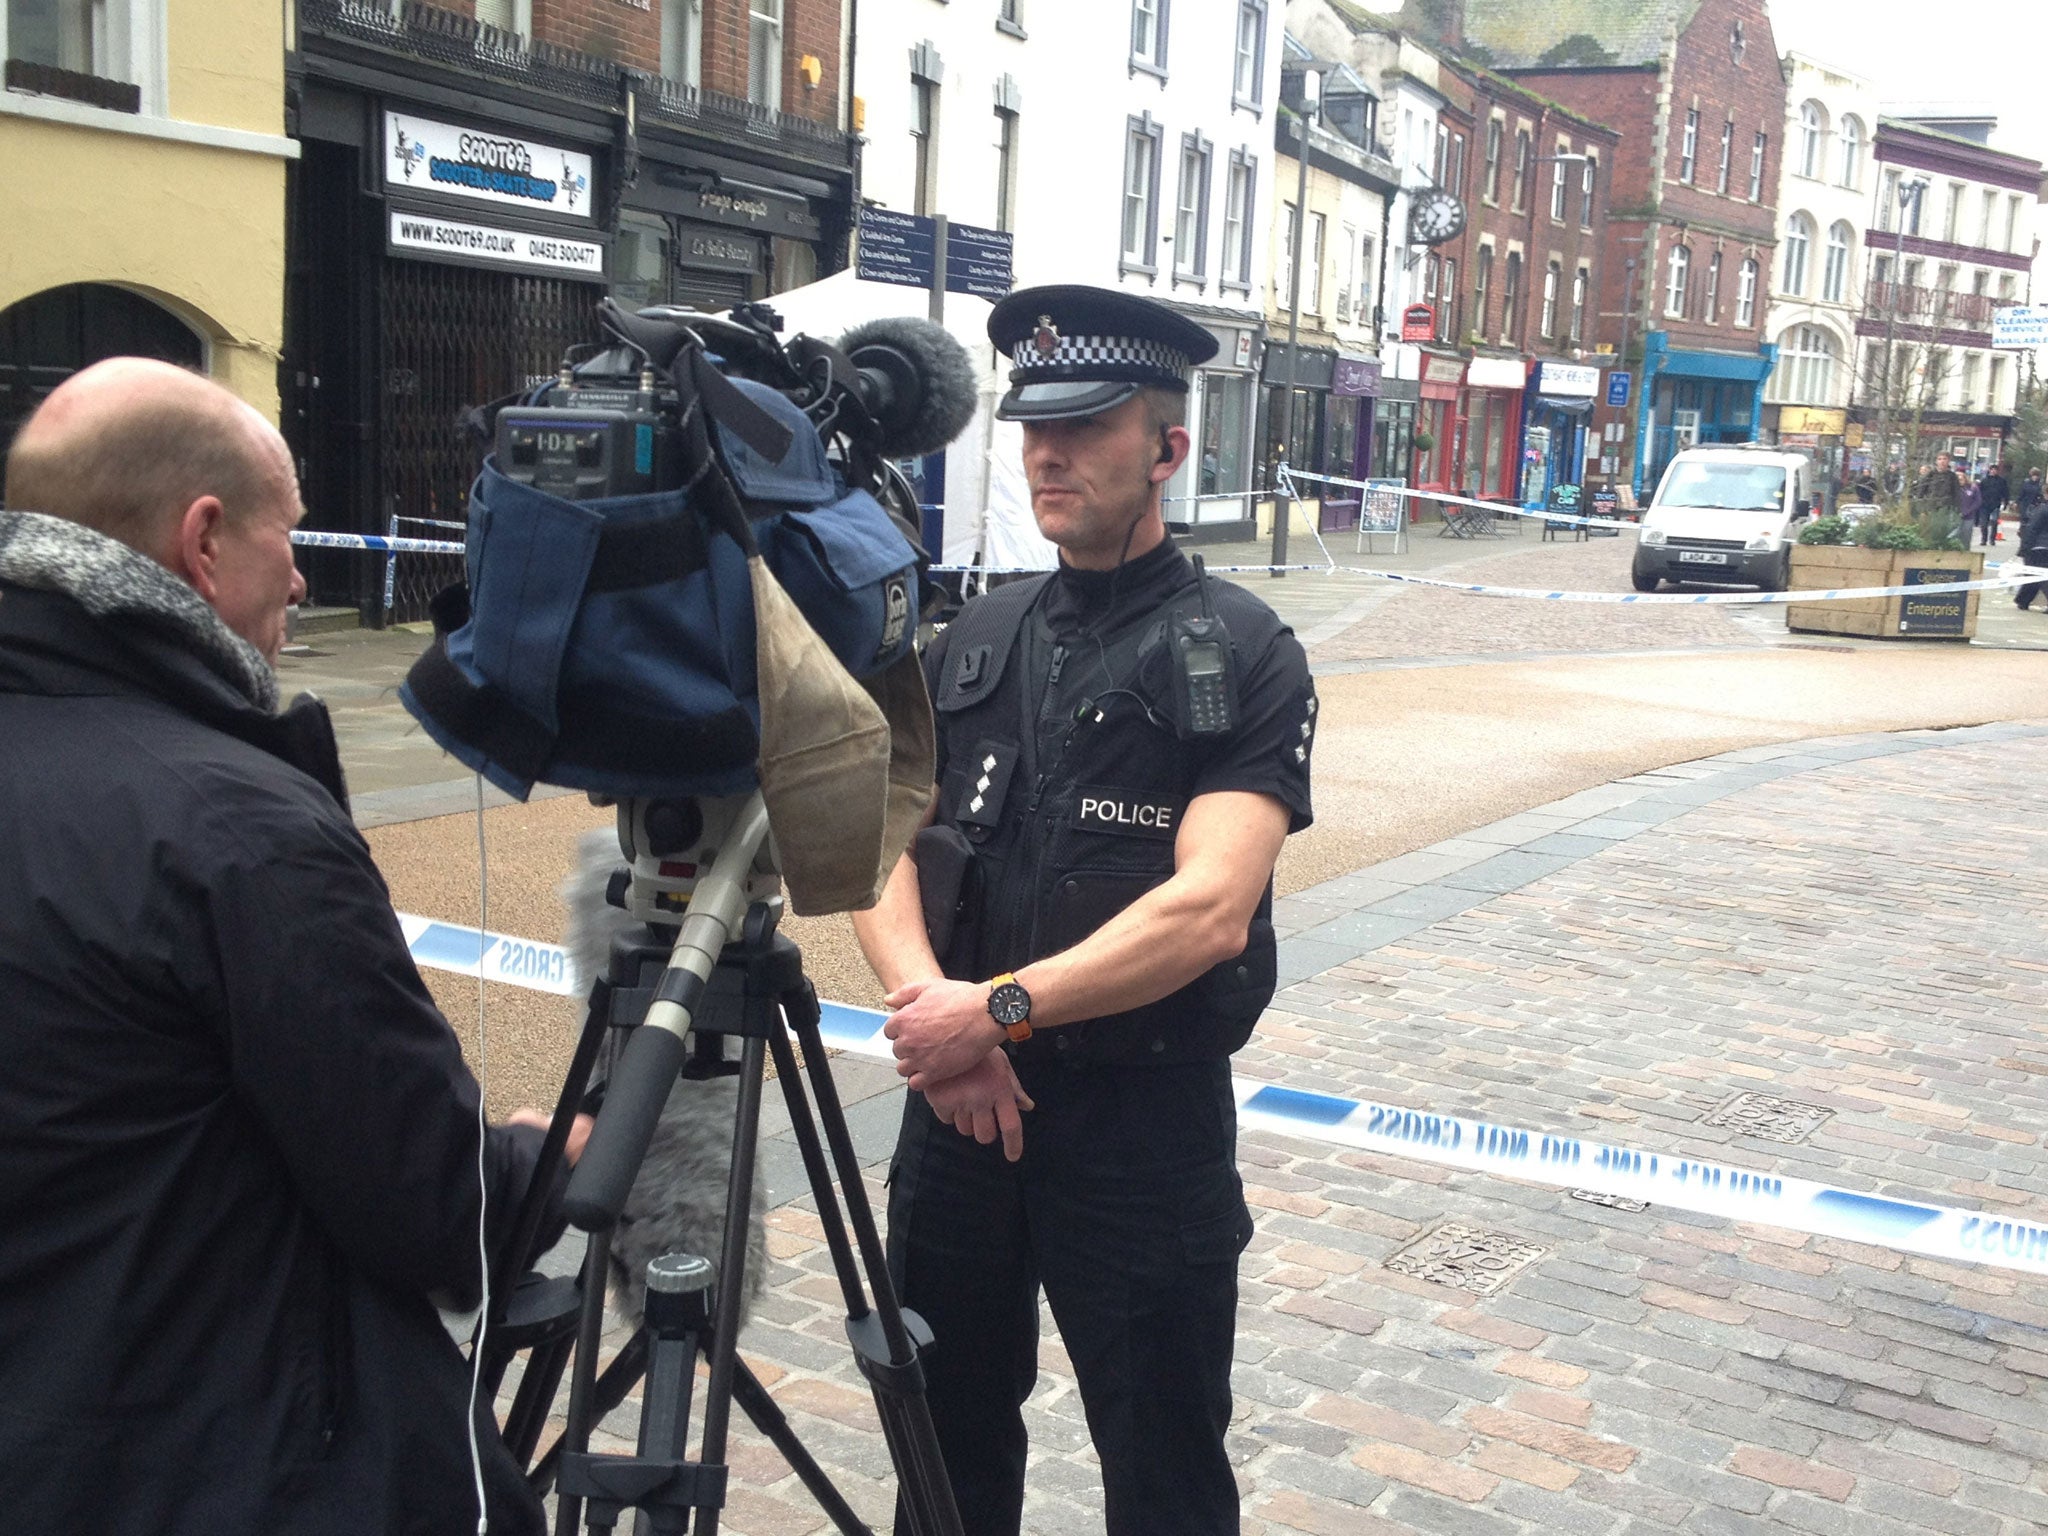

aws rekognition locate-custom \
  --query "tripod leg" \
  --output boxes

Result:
[555,1233,613,1536]
[692,1030,770,1536]
[763,1021,869,1319]
[779,986,962,1536]
[729,1358,872,1536]
[527,1328,650,1497]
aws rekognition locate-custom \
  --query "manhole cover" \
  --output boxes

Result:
[1700,1091,1832,1144]
[1571,1189,1650,1212]
[1385,1222,1547,1296]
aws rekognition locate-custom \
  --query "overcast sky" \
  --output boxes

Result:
[1768,0,2048,166]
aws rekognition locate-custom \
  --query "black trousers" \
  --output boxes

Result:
[886,1055,1251,1536]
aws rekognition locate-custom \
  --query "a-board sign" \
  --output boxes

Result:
[1361,478,1405,532]
[1588,486,1621,537]
[1544,481,1583,532]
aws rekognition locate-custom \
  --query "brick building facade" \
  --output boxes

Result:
[284,0,856,618]
[1447,0,1787,493]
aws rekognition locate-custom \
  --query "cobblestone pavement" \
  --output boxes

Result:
[1306,534,1760,667]
[510,720,2048,1534]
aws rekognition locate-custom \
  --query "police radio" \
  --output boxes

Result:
[1171,555,1235,737]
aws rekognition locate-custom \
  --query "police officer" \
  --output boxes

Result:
[852,286,1316,1535]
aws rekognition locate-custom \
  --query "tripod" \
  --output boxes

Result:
[479,793,960,1536]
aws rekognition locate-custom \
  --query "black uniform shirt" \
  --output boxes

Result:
[927,539,1315,833]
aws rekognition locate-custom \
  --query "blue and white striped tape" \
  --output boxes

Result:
[300,527,2043,607]
[399,913,2048,1275]
[1280,466,1644,531]
[294,530,464,555]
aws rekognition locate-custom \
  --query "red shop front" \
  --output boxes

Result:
[1458,355,1528,503]
[1416,352,1465,495]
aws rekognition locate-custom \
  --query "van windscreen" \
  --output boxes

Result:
[1659,462,1787,512]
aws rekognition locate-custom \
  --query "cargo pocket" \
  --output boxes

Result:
[1179,1201,1254,1267]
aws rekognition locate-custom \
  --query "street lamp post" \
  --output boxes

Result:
[1875,175,1929,497]
[1271,70,1320,579]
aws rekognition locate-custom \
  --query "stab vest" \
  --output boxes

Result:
[927,563,1281,1066]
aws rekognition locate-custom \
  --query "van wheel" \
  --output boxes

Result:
[1631,568,1660,593]
[1761,549,1791,593]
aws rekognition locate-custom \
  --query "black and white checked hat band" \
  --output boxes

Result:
[1010,333,1192,375]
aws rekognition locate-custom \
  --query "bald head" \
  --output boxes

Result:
[5,358,288,558]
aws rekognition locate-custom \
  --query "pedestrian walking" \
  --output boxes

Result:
[2018,467,2045,517]
[1914,453,1961,522]
[1960,474,1982,539]
[2017,493,2048,612]
[1979,461,2010,548]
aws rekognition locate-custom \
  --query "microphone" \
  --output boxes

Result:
[836,316,979,460]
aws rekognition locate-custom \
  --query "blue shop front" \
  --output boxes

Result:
[1635,332,1778,495]
[1521,360,1601,507]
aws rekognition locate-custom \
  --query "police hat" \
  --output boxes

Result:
[988,284,1219,422]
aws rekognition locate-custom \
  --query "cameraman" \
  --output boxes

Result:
[0,359,580,1535]
[854,287,1315,1535]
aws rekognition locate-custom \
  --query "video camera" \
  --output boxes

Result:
[399,298,976,806]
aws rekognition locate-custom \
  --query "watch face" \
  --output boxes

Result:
[989,981,1032,1026]
[1408,190,1467,247]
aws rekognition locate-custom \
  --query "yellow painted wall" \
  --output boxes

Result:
[167,0,286,136]
[0,0,287,420]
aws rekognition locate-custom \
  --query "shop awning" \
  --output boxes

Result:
[1534,394,1594,415]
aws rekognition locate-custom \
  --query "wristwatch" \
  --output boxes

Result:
[987,973,1033,1043]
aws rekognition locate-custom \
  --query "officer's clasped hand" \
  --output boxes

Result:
[881,975,1009,1088]
[920,1049,1036,1162]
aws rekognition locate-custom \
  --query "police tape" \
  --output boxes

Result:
[294,520,2045,606]
[400,911,2048,1275]
[293,531,465,555]
[931,558,2048,606]
[1279,466,1644,532]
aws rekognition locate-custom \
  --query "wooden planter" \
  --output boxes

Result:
[1786,544,1985,640]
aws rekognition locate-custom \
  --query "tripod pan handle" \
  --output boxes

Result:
[562,1021,688,1231]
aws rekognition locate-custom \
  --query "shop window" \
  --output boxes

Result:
[612,213,674,310]
[1199,371,1251,494]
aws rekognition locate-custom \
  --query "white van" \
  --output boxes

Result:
[1632,447,1815,592]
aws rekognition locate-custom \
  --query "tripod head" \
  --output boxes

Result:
[600,793,786,935]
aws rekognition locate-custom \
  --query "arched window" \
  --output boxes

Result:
[0,285,206,448]
[1736,258,1759,327]
[1783,213,1813,295]
[1823,222,1852,302]
[1664,243,1690,318]
[1797,101,1825,179]
[1774,324,1838,402]
[1837,115,1863,189]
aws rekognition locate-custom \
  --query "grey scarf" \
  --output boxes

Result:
[0,510,278,712]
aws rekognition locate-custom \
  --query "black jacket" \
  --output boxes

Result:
[2021,502,2048,557]
[0,579,550,1535]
